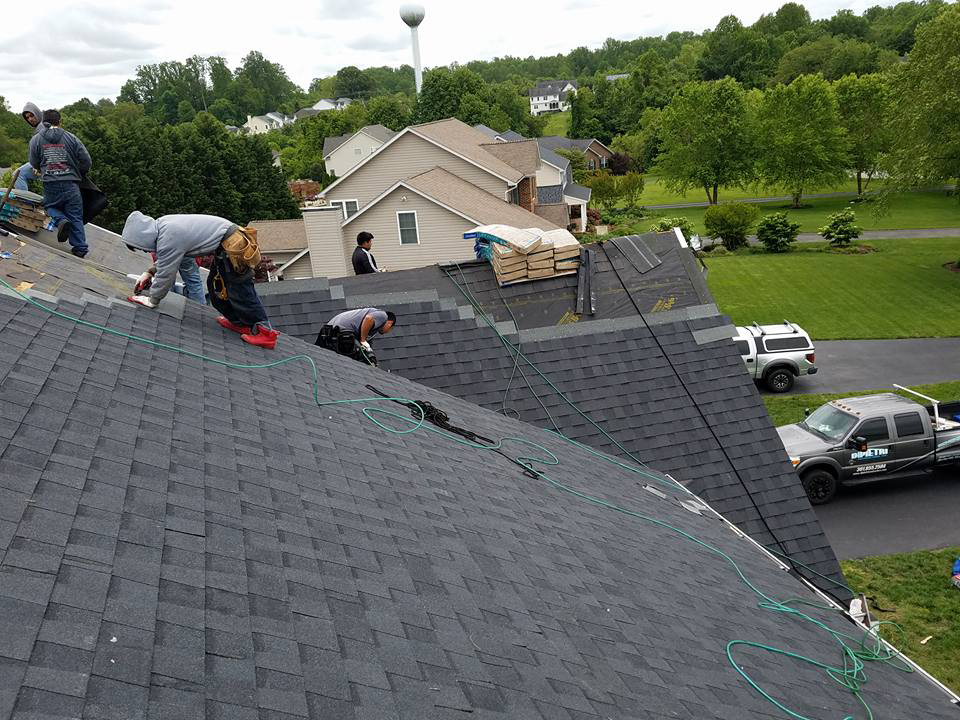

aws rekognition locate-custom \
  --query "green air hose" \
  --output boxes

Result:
[0,275,916,720]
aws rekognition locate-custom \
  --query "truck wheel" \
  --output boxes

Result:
[801,469,837,505]
[766,368,795,393]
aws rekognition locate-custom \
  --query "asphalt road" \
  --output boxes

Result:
[766,337,960,395]
[814,468,960,559]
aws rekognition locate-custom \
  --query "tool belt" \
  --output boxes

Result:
[221,227,261,273]
[315,325,377,366]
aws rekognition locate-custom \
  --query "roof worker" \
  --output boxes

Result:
[13,102,44,192]
[352,231,386,275]
[28,109,92,257]
[317,307,395,364]
[123,211,280,349]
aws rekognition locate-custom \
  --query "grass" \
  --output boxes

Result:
[542,111,570,137]
[650,191,960,233]
[841,547,960,694]
[640,175,859,207]
[704,238,960,339]
[763,380,960,427]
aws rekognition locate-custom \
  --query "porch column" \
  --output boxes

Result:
[580,203,587,232]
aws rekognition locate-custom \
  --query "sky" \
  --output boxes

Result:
[2,0,880,113]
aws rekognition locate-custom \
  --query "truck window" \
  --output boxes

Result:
[733,340,750,356]
[894,412,925,438]
[763,337,810,352]
[801,404,857,442]
[856,418,889,442]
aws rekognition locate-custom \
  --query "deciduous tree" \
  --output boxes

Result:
[833,73,891,195]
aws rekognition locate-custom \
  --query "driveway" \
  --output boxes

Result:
[814,468,960,559]
[766,337,960,395]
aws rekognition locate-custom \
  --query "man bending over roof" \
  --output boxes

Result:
[316,307,396,364]
[123,211,280,349]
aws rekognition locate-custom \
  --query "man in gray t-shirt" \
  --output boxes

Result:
[328,307,396,352]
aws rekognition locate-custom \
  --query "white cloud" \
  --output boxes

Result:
[2,0,885,112]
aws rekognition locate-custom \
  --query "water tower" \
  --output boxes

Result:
[400,4,425,94]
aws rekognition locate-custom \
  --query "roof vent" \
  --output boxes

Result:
[643,484,666,499]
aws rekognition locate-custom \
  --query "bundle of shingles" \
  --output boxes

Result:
[481,226,582,285]
[0,189,50,233]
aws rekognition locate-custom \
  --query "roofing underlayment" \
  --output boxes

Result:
[1,231,959,719]
[255,232,849,600]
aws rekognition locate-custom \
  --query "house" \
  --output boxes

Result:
[241,111,293,135]
[534,142,593,231]
[539,134,614,171]
[248,218,312,280]
[527,79,577,115]
[293,107,321,121]
[606,72,630,82]
[307,117,564,276]
[472,125,526,142]
[321,124,396,178]
[1,231,958,720]
[311,97,353,111]
[256,230,849,598]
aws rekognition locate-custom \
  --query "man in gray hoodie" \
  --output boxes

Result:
[28,109,92,257]
[14,102,43,191]
[122,210,279,349]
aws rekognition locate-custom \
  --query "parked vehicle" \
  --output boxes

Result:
[778,386,960,504]
[732,321,818,393]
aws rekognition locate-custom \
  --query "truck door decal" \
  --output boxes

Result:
[850,448,889,462]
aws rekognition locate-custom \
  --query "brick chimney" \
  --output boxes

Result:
[517,176,536,213]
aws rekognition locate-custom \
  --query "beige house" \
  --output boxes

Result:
[248,219,312,280]
[322,124,396,179]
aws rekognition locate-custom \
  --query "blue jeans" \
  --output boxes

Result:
[176,257,206,304]
[14,163,35,191]
[43,181,87,254]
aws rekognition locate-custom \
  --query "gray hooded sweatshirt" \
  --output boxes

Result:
[29,124,92,183]
[122,211,236,303]
[21,102,44,135]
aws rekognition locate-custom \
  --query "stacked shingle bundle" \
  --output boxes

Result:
[480,225,582,285]
[0,190,50,233]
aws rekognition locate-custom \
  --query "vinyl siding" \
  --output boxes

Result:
[326,132,386,178]
[303,207,348,277]
[269,251,313,280]
[536,162,564,188]
[325,132,510,210]
[342,187,476,272]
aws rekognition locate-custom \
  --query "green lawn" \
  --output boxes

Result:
[763,380,960,427]
[651,191,960,234]
[641,175,859,207]
[841,547,960,694]
[705,238,960,339]
[542,111,570,136]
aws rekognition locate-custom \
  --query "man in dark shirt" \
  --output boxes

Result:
[351,231,384,274]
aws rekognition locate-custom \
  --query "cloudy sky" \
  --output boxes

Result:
[3,0,878,112]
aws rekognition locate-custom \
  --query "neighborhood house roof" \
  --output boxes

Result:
[0,230,956,720]
[413,118,525,183]
[538,136,597,154]
[479,139,541,176]
[248,218,308,252]
[345,167,560,231]
[564,182,592,202]
[538,144,570,171]
[322,131,354,157]
[529,79,577,98]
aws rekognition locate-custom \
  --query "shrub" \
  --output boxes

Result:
[819,208,862,246]
[756,212,801,253]
[706,245,729,256]
[586,208,602,225]
[704,203,759,250]
[649,216,695,240]
[607,152,631,175]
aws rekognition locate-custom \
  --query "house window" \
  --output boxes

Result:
[600,155,608,169]
[587,158,596,170]
[329,199,359,219]
[397,211,419,244]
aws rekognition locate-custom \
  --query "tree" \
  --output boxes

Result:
[774,36,897,84]
[585,172,621,213]
[177,101,197,124]
[754,3,811,35]
[818,208,862,246]
[334,66,375,98]
[607,153,630,175]
[657,78,755,204]
[698,15,777,87]
[884,4,960,192]
[619,172,645,208]
[555,148,589,183]
[867,0,949,54]
[414,67,485,123]
[366,94,412,131]
[756,74,848,207]
[833,74,891,195]
[825,8,870,38]
[569,87,603,141]
[704,203,760,250]
[610,134,646,173]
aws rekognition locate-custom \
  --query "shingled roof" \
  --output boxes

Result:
[255,233,848,599]
[0,234,957,718]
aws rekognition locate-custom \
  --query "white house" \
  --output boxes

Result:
[527,80,577,116]
[322,124,396,178]
[312,98,353,112]
[242,112,293,135]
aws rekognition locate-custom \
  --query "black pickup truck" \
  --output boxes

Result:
[777,390,960,504]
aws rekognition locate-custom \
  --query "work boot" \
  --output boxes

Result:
[241,326,279,350]
[216,316,251,334]
[57,221,71,243]
[70,247,87,259]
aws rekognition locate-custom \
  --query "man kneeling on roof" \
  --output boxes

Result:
[123,211,280,349]
[316,307,395,365]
